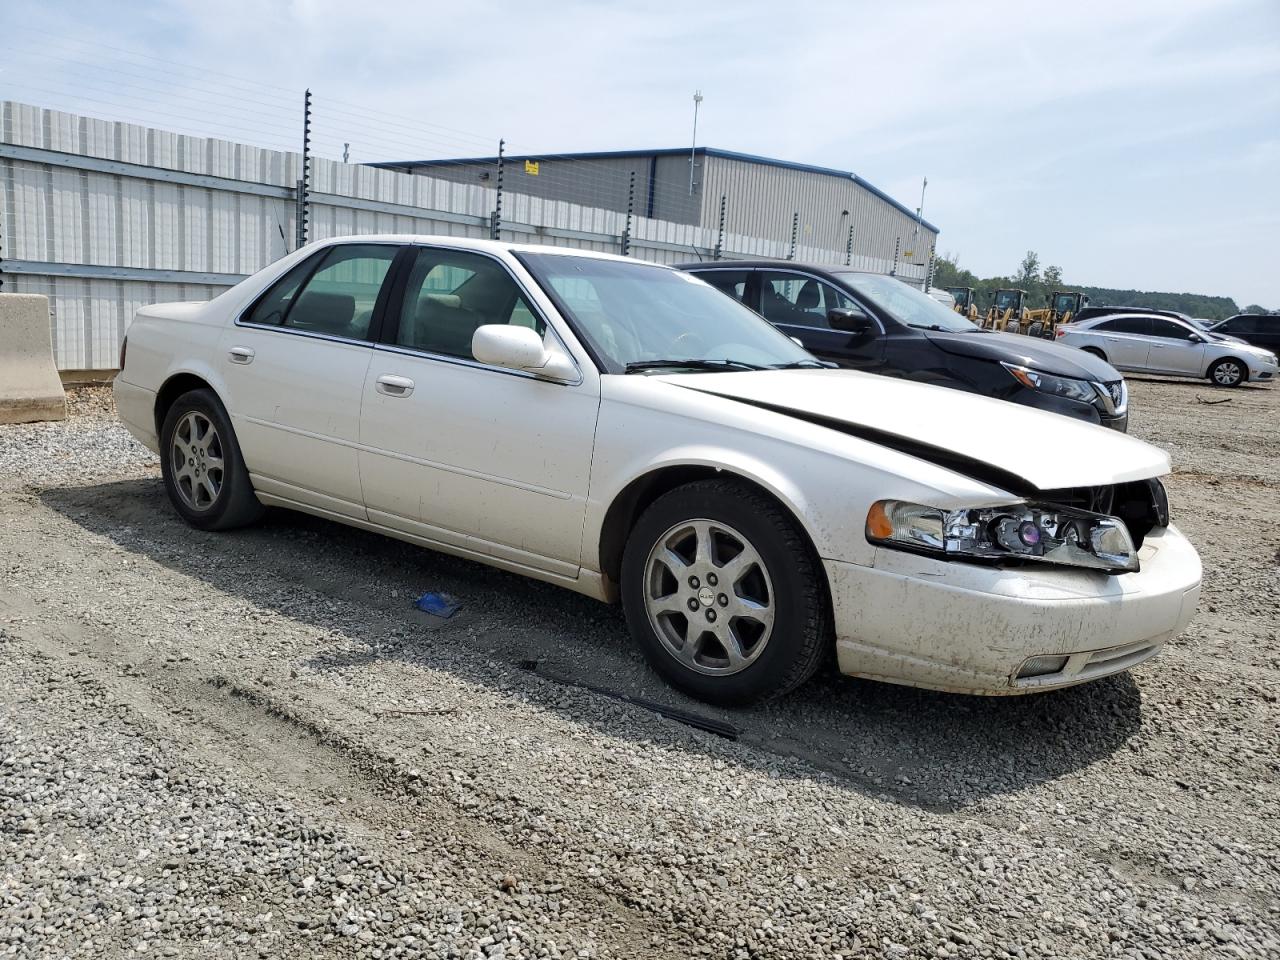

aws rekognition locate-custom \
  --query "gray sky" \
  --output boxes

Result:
[4,0,1279,306]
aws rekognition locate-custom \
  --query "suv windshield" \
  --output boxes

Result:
[520,253,816,373]
[832,272,980,333]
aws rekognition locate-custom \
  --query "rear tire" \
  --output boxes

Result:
[1082,347,1107,362]
[621,479,830,705]
[1208,357,1245,387]
[159,389,264,531]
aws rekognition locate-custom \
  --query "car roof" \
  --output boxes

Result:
[313,234,661,267]
[1078,312,1191,324]
[675,259,867,275]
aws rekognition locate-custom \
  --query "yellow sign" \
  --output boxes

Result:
[524,160,540,176]
[903,250,915,258]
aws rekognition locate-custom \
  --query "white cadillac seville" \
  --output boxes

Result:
[114,236,1202,704]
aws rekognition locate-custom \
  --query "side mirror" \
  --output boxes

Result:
[472,325,577,382]
[828,308,873,334]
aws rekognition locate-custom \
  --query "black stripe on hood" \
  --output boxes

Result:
[678,386,1039,497]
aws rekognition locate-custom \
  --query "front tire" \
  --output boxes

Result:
[1208,357,1245,387]
[160,389,264,531]
[621,480,830,705]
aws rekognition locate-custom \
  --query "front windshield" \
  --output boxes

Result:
[519,253,816,372]
[832,272,980,333]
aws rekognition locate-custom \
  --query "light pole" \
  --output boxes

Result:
[912,175,928,288]
[689,91,703,196]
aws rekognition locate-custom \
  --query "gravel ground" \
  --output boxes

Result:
[1,377,1277,959]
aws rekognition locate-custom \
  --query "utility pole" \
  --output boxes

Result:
[688,91,703,196]
[910,175,927,260]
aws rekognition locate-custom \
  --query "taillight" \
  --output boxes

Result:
[1055,327,1067,338]
[119,335,128,371]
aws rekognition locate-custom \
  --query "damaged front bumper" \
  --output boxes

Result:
[825,525,1202,695]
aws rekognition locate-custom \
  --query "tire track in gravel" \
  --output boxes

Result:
[1,587,694,959]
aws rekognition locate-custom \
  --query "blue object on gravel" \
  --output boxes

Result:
[414,591,461,618]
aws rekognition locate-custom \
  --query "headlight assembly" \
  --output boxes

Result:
[867,500,1139,573]
[1001,363,1100,406]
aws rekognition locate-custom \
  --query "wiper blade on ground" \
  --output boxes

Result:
[624,358,765,373]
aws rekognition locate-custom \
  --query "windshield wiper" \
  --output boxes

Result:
[771,359,832,369]
[906,323,949,332]
[624,358,766,373]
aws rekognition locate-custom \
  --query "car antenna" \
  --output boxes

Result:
[688,242,704,263]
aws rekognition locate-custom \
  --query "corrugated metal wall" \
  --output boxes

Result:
[699,154,936,273]
[396,155,704,227]
[0,101,927,371]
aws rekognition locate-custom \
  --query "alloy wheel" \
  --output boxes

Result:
[170,411,225,511]
[1213,361,1242,386]
[642,518,775,676]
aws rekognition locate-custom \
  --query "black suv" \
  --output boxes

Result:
[679,261,1129,431]
[1207,314,1280,353]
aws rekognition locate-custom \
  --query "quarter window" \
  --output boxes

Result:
[698,270,752,305]
[758,272,861,329]
[396,248,545,361]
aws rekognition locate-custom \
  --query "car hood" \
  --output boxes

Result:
[923,329,1120,380]
[662,368,1168,491]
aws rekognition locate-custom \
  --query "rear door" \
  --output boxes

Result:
[757,270,885,370]
[1146,318,1206,375]
[1090,316,1153,369]
[220,242,400,518]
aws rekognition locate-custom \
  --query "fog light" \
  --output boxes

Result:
[1017,655,1068,679]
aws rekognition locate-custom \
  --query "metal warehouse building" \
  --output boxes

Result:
[371,147,939,274]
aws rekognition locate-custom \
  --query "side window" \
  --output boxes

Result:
[1224,316,1258,334]
[1097,316,1151,336]
[759,272,861,329]
[699,271,751,305]
[1149,318,1197,341]
[396,248,545,361]
[281,244,397,340]
[243,255,321,327]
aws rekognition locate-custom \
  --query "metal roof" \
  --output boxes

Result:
[368,147,939,234]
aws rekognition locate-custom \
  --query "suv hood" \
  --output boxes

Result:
[664,369,1168,491]
[924,329,1119,380]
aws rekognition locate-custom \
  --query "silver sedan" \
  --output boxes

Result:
[1056,313,1278,387]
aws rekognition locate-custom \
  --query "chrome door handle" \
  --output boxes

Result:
[375,374,415,398]
[228,346,255,364]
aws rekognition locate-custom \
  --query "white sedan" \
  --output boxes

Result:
[114,236,1202,704]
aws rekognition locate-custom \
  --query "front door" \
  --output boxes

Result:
[756,270,885,370]
[1145,318,1206,375]
[358,245,599,578]
[219,242,400,518]
[1091,316,1153,370]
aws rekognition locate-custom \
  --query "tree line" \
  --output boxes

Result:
[930,251,1269,321]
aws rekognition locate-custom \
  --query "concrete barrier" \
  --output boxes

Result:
[0,294,68,424]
